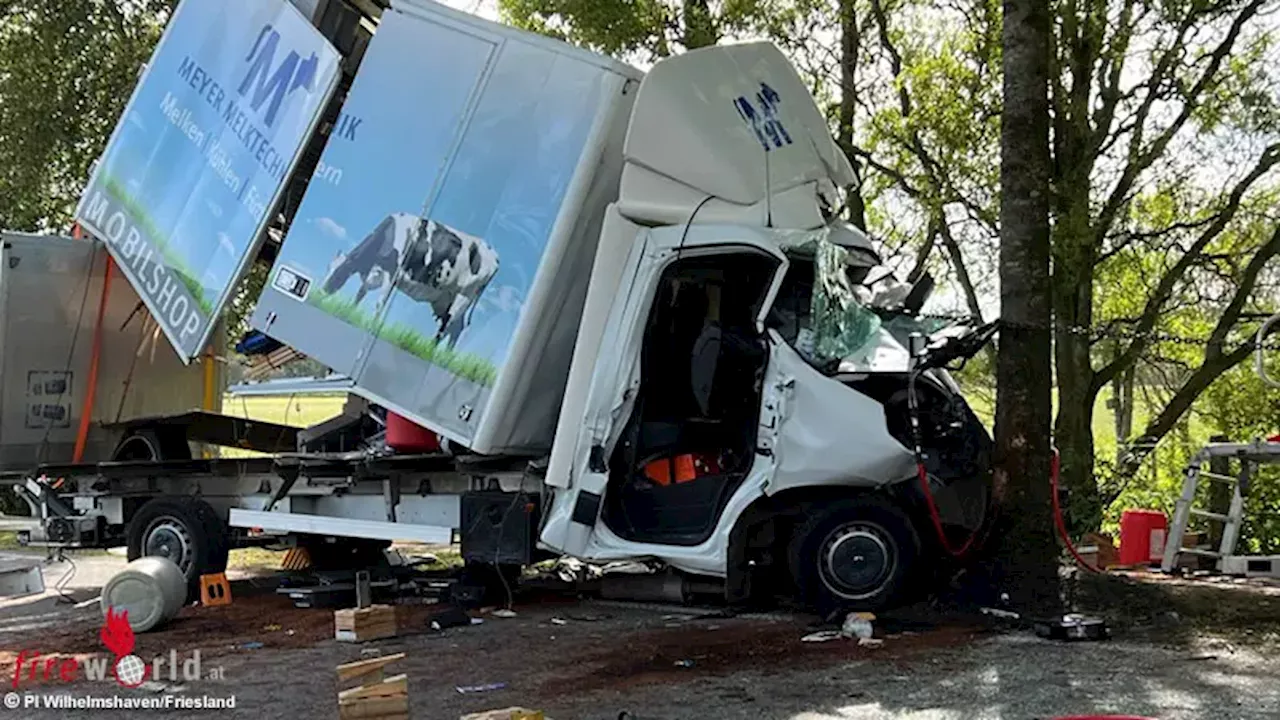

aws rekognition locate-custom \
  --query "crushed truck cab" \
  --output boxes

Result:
[16,0,994,612]
[540,43,992,608]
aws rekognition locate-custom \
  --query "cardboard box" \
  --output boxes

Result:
[335,605,397,643]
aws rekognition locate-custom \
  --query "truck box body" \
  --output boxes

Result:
[0,234,212,469]
[251,0,640,455]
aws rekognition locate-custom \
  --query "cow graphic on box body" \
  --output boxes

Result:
[322,213,499,347]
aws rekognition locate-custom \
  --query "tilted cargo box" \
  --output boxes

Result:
[252,0,641,455]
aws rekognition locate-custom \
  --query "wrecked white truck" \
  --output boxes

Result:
[8,0,996,612]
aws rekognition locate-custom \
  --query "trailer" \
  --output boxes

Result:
[9,0,998,612]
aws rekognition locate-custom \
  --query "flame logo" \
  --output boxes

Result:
[101,607,148,688]
[100,607,135,658]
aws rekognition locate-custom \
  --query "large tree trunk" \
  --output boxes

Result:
[837,0,868,231]
[992,0,1059,613]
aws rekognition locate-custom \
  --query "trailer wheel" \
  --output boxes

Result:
[788,496,920,613]
[127,497,229,601]
[113,427,192,462]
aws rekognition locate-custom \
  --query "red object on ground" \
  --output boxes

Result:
[1269,433,1279,443]
[1119,509,1168,565]
[385,411,440,453]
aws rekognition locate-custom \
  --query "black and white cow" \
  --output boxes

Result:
[322,212,500,346]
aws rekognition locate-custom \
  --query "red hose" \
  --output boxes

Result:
[1050,448,1103,574]
[73,255,113,463]
[915,462,978,558]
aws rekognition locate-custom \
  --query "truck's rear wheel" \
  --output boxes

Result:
[127,497,228,602]
[789,497,920,613]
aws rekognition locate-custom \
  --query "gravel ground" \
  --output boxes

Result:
[0,591,1275,720]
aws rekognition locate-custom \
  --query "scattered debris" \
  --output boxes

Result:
[801,630,843,643]
[492,609,518,618]
[74,596,101,609]
[550,617,568,626]
[841,612,875,639]
[432,607,475,631]
[337,652,409,719]
[1033,614,1109,641]
[462,707,545,720]
[980,607,1021,620]
[263,624,282,632]
[673,659,695,668]
[240,642,264,650]
[360,647,383,658]
[857,638,884,648]
[286,629,296,636]
[456,683,508,694]
[565,614,611,622]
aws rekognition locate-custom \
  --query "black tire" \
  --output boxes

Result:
[788,496,921,613]
[112,427,192,462]
[127,497,229,602]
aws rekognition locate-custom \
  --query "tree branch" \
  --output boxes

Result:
[938,214,985,324]
[1097,213,1219,263]
[1116,342,1255,477]
[849,145,922,197]
[1094,0,1266,244]
[1091,143,1280,394]
[907,213,938,283]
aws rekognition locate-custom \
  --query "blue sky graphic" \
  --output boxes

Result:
[95,0,337,306]
[274,12,606,371]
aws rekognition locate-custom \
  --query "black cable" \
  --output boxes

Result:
[676,195,717,261]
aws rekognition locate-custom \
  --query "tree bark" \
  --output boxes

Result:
[1050,0,1103,532]
[837,0,868,231]
[992,0,1058,613]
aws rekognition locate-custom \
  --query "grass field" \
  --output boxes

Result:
[101,174,214,315]
[309,289,499,386]
[219,393,349,427]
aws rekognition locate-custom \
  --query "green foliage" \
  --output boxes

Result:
[0,0,175,232]
[498,0,788,61]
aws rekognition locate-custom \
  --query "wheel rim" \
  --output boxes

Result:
[818,521,897,600]
[143,517,194,576]
[116,435,158,461]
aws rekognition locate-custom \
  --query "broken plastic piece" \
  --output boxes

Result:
[456,682,508,694]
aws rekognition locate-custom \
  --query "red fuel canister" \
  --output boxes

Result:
[1119,509,1168,566]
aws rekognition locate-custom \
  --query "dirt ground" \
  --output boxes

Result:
[0,568,1277,719]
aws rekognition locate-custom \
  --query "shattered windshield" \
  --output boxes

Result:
[798,240,882,368]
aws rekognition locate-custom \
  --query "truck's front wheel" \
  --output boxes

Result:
[789,497,920,613]
[127,497,229,601]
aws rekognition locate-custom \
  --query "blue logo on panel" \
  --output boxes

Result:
[734,82,793,152]
[239,24,320,128]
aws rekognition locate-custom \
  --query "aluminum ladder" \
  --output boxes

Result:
[1161,439,1280,577]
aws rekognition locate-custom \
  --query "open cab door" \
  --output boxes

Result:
[541,217,787,556]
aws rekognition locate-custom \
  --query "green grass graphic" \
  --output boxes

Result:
[310,290,499,387]
[99,175,215,315]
